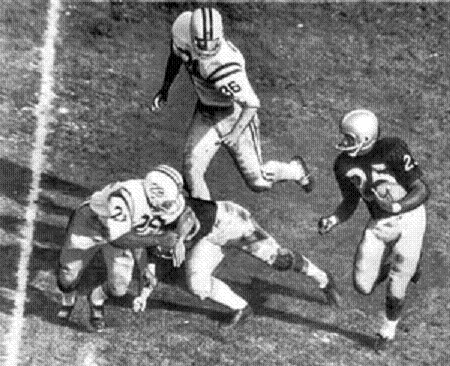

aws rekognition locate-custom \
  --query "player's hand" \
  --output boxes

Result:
[133,286,154,312]
[371,188,395,213]
[318,215,338,235]
[150,89,168,112]
[172,237,186,268]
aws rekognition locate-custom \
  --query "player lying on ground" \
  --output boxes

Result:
[111,165,343,328]
[151,7,314,200]
[56,165,190,331]
[318,109,430,352]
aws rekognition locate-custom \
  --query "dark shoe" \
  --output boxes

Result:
[322,272,343,308]
[291,156,315,193]
[88,291,106,332]
[221,305,253,329]
[57,304,75,322]
[374,333,392,354]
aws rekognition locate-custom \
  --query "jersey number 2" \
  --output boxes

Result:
[403,154,416,171]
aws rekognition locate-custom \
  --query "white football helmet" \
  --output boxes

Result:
[171,11,192,53]
[190,7,223,59]
[336,109,379,157]
[143,165,185,224]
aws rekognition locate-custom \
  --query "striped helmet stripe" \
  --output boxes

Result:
[154,164,184,190]
[208,7,213,39]
[201,7,207,40]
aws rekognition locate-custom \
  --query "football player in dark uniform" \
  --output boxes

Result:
[112,165,342,328]
[318,109,430,351]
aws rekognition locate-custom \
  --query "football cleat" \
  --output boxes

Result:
[88,291,106,332]
[221,305,253,329]
[291,156,315,193]
[322,272,343,308]
[374,333,392,354]
[56,304,75,322]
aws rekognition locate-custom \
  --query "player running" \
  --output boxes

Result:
[111,165,342,328]
[318,109,430,351]
[150,7,314,200]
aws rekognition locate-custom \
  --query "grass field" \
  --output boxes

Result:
[1,1,450,365]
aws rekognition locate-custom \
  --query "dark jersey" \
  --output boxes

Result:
[184,196,218,244]
[334,137,423,219]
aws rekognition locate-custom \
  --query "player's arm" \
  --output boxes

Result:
[394,178,430,213]
[132,248,159,312]
[215,69,260,146]
[374,142,430,214]
[109,229,179,249]
[319,163,360,234]
[151,42,183,111]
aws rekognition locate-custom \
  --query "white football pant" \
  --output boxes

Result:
[353,204,426,300]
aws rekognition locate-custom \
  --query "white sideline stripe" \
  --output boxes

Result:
[4,1,61,365]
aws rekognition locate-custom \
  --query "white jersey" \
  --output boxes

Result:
[89,179,162,240]
[171,12,260,108]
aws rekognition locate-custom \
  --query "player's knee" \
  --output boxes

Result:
[272,249,294,271]
[107,278,129,297]
[353,272,375,296]
[187,273,211,301]
[57,272,79,293]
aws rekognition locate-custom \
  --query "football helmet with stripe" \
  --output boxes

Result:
[336,109,379,157]
[190,7,223,59]
[144,165,185,224]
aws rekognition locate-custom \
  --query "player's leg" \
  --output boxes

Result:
[183,103,222,200]
[352,220,396,296]
[240,216,341,306]
[88,245,135,330]
[186,238,249,326]
[378,206,427,347]
[211,201,341,306]
[57,204,107,321]
[225,111,313,192]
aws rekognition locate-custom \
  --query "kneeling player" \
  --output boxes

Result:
[111,165,342,328]
[318,110,430,351]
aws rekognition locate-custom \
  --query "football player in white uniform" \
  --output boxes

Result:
[56,165,186,331]
[111,165,342,328]
[318,110,430,351]
[150,7,314,200]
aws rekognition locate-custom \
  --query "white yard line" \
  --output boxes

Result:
[4,1,61,365]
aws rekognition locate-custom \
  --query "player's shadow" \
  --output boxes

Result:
[224,276,373,349]
[0,215,67,249]
[254,305,374,349]
[228,276,328,306]
[0,157,91,205]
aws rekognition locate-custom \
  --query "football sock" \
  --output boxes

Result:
[61,291,77,307]
[379,314,400,340]
[262,161,305,182]
[210,277,248,310]
[302,257,329,289]
[90,284,109,306]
